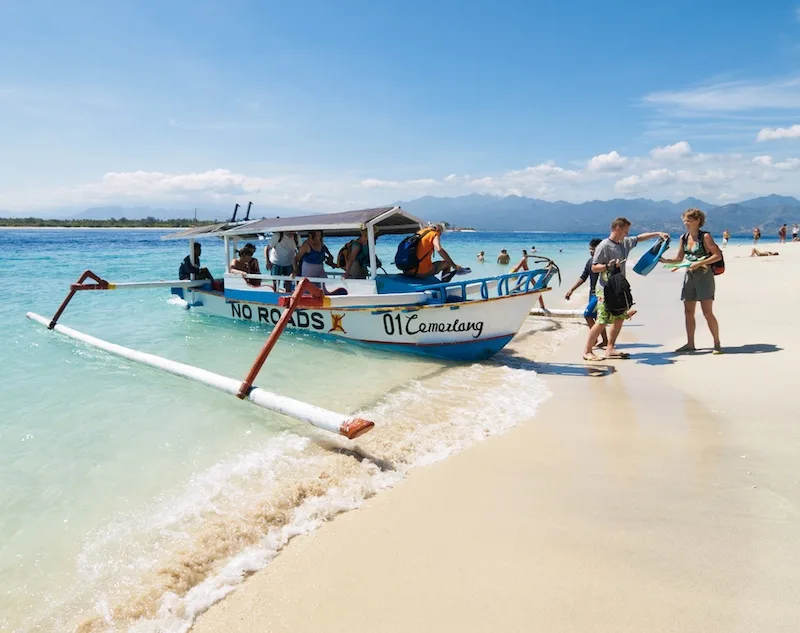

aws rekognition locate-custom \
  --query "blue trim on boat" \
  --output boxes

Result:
[225,287,283,304]
[353,335,515,361]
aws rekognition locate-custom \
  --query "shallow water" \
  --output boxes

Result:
[0,228,750,631]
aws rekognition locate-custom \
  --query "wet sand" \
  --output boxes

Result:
[192,242,799,633]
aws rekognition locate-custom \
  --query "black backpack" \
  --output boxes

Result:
[604,267,634,316]
[394,228,434,273]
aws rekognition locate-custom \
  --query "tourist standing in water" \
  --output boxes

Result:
[660,208,723,354]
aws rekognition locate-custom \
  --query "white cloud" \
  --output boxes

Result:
[752,155,774,166]
[717,192,739,201]
[615,169,676,195]
[75,169,283,200]
[463,162,581,197]
[756,124,800,141]
[359,177,440,189]
[775,158,800,170]
[587,150,628,172]
[650,141,692,161]
[644,77,800,112]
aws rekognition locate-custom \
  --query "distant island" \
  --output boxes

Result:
[2,193,799,233]
[0,217,218,228]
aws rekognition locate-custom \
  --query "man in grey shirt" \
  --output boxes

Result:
[583,217,669,361]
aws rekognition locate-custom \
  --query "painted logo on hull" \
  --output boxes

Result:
[328,313,347,334]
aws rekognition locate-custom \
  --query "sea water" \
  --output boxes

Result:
[0,228,742,632]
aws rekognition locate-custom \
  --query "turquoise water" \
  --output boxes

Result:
[0,228,747,632]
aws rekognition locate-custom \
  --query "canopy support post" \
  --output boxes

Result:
[236,278,324,399]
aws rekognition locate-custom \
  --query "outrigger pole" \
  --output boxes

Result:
[29,273,374,440]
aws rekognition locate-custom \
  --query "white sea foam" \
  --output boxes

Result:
[12,319,574,633]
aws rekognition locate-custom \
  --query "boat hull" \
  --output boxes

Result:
[179,288,540,361]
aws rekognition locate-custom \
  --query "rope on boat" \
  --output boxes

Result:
[25,312,374,440]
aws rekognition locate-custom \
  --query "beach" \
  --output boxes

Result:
[192,241,799,633]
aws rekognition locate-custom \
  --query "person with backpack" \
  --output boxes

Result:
[659,208,723,354]
[582,217,669,362]
[397,223,462,278]
[341,229,381,279]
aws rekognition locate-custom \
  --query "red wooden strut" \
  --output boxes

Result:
[236,279,325,399]
[48,269,110,329]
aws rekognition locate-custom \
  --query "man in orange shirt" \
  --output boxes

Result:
[412,223,462,278]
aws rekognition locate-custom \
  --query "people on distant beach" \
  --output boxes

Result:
[753,227,761,245]
[750,248,779,257]
[230,242,262,286]
[565,238,607,348]
[342,229,380,279]
[793,224,799,241]
[265,231,299,290]
[510,249,546,309]
[409,223,462,278]
[582,217,668,362]
[477,251,485,262]
[722,229,730,248]
[778,224,787,244]
[293,230,335,279]
[497,249,511,265]
[660,208,723,354]
[178,243,214,281]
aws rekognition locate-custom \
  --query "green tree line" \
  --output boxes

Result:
[0,217,219,228]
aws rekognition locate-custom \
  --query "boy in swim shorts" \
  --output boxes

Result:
[565,238,607,348]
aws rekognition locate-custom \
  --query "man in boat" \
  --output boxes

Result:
[179,243,214,281]
[410,223,462,279]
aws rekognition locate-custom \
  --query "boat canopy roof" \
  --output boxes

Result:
[222,206,427,239]
[160,221,247,241]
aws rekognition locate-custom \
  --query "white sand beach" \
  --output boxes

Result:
[192,242,799,633]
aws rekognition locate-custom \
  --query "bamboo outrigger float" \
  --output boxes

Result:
[27,205,560,439]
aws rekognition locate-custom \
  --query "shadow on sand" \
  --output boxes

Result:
[495,350,616,378]
[609,342,783,366]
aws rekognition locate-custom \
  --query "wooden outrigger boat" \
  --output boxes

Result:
[165,206,559,361]
[26,205,559,440]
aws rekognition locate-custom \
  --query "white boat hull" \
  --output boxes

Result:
[182,287,542,361]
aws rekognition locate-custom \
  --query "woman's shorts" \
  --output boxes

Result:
[681,268,715,302]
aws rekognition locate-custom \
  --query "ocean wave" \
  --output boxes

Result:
[29,319,573,633]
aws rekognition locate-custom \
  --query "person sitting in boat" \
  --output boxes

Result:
[230,243,262,286]
[178,243,214,281]
[342,229,381,279]
[265,231,299,290]
[410,223,462,279]
[293,230,335,279]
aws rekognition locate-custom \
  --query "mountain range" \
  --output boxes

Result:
[397,193,800,234]
[3,194,799,234]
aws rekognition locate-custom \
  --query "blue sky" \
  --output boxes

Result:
[1,0,800,214]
